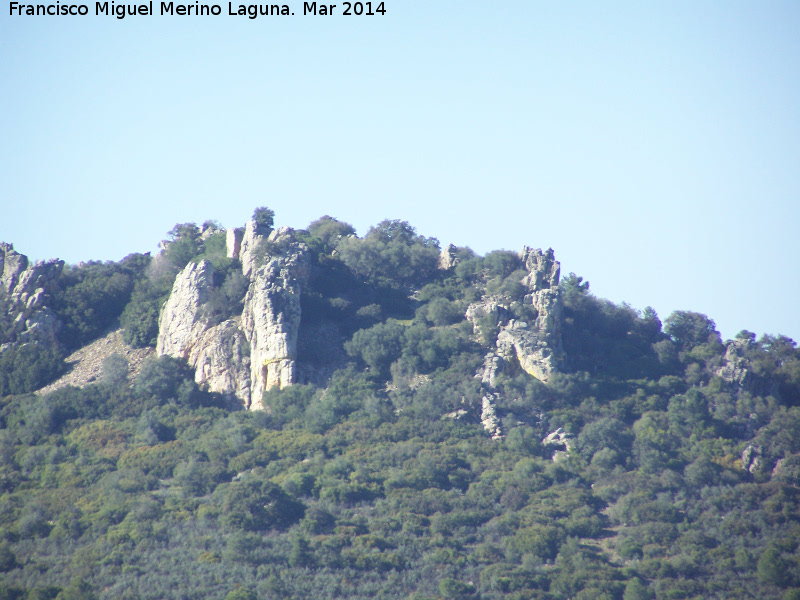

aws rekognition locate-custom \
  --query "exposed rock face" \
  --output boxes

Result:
[226,227,244,259]
[465,298,509,335]
[478,353,504,388]
[481,394,503,439]
[192,320,251,404]
[239,220,264,278]
[521,246,560,291]
[157,260,215,358]
[716,338,752,388]
[1,243,64,348]
[467,247,565,440]
[156,259,252,406]
[155,226,307,409]
[506,247,563,382]
[242,227,309,409]
[742,444,762,474]
[542,428,575,462]
[497,318,559,383]
[438,244,459,270]
[468,248,564,440]
[1,243,29,294]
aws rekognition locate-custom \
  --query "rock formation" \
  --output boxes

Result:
[156,226,308,409]
[0,243,63,349]
[238,220,263,278]
[481,393,503,440]
[470,247,564,439]
[191,320,251,404]
[226,227,244,259]
[741,444,762,474]
[156,260,215,358]
[716,338,753,389]
[465,297,510,336]
[241,227,309,409]
[542,428,575,462]
[497,247,563,382]
[156,259,252,405]
[496,318,559,383]
[437,244,459,270]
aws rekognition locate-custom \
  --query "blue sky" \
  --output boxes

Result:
[1,1,798,342]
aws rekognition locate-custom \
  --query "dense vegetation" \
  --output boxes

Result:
[1,212,799,600]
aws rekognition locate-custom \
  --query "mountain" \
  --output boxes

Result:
[0,209,798,600]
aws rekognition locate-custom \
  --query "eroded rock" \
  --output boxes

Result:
[156,226,308,409]
[0,243,64,347]
[156,260,215,359]
[242,227,309,408]
[716,338,752,389]
[465,298,509,335]
[481,394,503,440]
[438,244,459,270]
[542,428,575,462]
[741,444,762,474]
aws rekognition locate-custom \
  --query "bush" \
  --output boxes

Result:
[121,275,175,348]
[164,223,201,269]
[422,297,463,326]
[102,353,129,387]
[53,262,135,349]
[134,356,194,403]
[0,342,64,395]
[253,206,275,235]
[345,321,406,377]
[221,477,304,531]
[337,219,440,289]
[304,215,356,253]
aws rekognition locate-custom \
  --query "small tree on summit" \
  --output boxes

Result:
[253,206,275,235]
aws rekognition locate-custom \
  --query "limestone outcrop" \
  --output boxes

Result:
[716,338,753,389]
[192,320,251,404]
[0,243,64,349]
[481,393,503,440]
[497,317,559,383]
[242,227,309,409]
[504,247,563,382]
[156,259,252,405]
[542,428,575,462]
[156,226,308,409]
[741,444,762,474]
[465,298,509,335]
[438,244,459,270]
[238,220,264,278]
[470,247,564,440]
[226,227,244,259]
[156,260,215,358]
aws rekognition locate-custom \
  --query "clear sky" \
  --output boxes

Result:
[1,1,798,342]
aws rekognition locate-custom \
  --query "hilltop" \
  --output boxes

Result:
[0,209,798,600]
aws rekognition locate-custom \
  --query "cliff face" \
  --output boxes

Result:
[241,227,309,409]
[156,259,251,406]
[0,242,63,349]
[156,225,307,409]
[156,260,214,359]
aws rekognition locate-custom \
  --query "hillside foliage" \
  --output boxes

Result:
[0,213,799,600]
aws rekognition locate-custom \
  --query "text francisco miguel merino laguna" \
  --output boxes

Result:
[8,1,384,18]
